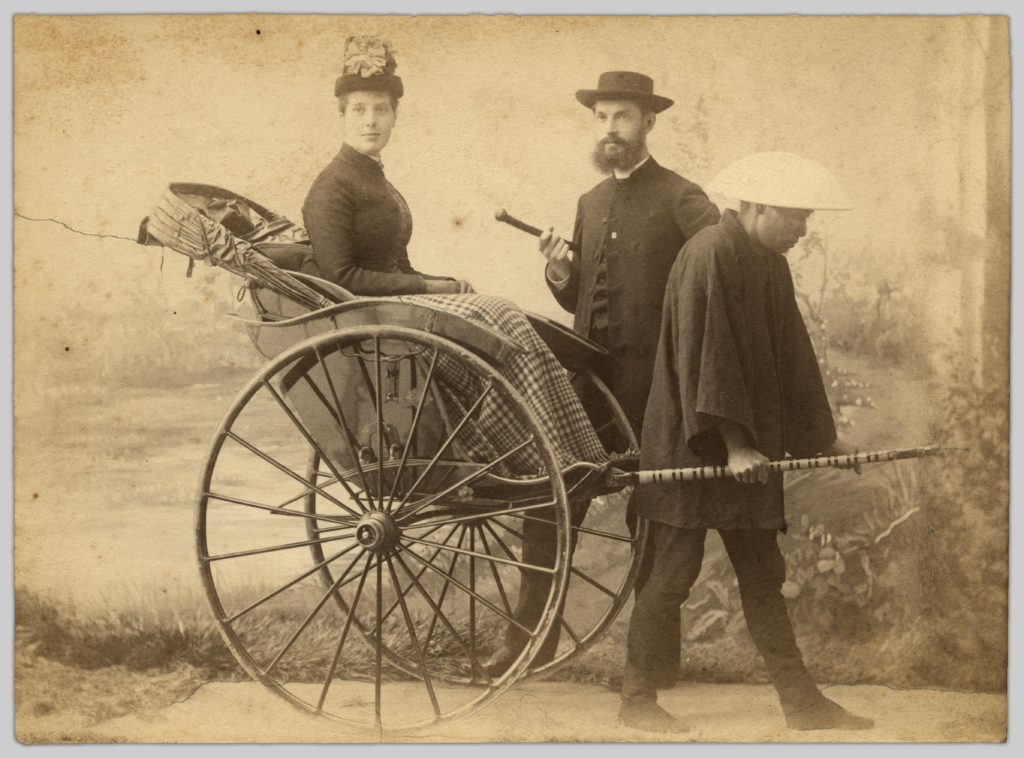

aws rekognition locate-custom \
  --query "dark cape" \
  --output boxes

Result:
[637,210,836,531]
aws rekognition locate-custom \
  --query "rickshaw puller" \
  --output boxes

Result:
[620,152,875,734]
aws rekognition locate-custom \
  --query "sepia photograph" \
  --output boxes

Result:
[11,11,1010,744]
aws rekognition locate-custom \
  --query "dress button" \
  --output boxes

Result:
[611,232,618,240]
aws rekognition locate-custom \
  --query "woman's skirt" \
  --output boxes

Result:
[396,293,608,476]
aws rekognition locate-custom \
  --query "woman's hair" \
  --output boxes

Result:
[337,92,400,114]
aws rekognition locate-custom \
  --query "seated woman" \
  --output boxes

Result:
[299,36,607,472]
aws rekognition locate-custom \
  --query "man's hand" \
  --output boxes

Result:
[727,447,770,484]
[826,438,862,474]
[454,278,475,294]
[539,226,572,282]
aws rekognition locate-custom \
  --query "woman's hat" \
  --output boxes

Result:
[575,71,674,113]
[708,152,852,210]
[335,35,404,100]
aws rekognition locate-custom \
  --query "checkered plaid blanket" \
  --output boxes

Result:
[396,294,609,475]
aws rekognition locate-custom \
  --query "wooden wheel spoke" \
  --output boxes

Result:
[222,430,361,519]
[261,379,369,514]
[370,524,459,636]
[393,381,495,514]
[480,520,519,562]
[423,526,468,652]
[205,491,353,526]
[262,546,367,676]
[561,616,582,645]
[568,566,618,599]
[374,559,383,730]
[399,500,559,531]
[469,527,477,656]
[506,511,636,543]
[395,437,535,523]
[476,525,514,616]
[374,337,385,511]
[491,519,617,599]
[223,542,363,624]
[312,346,376,506]
[386,557,441,717]
[204,532,355,562]
[401,535,556,575]
[392,550,493,685]
[385,349,439,512]
[317,554,375,711]
[396,544,533,634]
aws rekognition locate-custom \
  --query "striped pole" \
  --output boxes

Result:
[633,445,957,486]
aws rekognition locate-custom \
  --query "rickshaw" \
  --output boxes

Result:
[138,183,942,737]
[139,183,646,736]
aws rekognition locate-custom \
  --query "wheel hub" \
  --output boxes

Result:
[355,511,399,553]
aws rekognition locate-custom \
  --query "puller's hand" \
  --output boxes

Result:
[727,447,770,485]
[826,438,862,474]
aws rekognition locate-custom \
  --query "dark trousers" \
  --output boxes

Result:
[501,500,588,664]
[622,521,820,711]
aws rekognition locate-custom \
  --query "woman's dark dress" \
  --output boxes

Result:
[301,143,607,470]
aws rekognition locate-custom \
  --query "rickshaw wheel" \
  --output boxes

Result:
[302,368,646,686]
[196,326,571,736]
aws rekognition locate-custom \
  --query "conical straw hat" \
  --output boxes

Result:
[708,152,852,210]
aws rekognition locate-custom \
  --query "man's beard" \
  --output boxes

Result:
[590,136,645,174]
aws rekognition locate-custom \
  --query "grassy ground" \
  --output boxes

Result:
[14,631,209,743]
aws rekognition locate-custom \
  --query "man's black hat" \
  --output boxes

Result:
[575,71,674,113]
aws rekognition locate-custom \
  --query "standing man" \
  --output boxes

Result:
[485,72,720,677]
[619,152,874,733]
[540,71,720,437]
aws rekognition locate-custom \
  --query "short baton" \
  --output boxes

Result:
[495,208,581,254]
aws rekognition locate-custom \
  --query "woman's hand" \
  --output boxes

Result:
[539,226,572,282]
[423,279,458,294]
[423,278,474,295]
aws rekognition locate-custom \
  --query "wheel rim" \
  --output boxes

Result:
[196,326,571,735]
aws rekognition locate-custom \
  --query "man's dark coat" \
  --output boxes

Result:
[547,157,719,432]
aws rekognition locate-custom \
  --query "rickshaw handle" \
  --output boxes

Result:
[631,445,961,486]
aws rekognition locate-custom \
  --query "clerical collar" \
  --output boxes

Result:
[613,155,651,180]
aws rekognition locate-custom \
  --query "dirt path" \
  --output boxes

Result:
[24,680,1005,744]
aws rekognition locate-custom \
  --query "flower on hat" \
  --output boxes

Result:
[343,35,398,78]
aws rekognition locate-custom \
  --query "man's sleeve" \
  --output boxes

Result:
[303,176,427,295]
[546,197,583,314]
[673,182,721,240]
[673,242,760,458]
